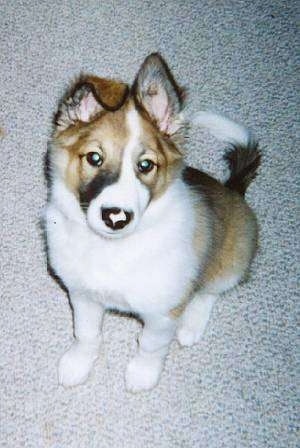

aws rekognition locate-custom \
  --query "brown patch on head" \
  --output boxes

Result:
[83,75,129,110]
[55,75,129,133]
[52,103,130,196]
[51,71,130,191]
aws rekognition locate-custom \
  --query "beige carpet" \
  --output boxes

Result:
[0,1,298,446]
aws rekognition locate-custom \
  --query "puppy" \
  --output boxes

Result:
[46,53,260,392]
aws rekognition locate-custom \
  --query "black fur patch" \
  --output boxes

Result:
[79,171,119,210]
[224,142,261,196]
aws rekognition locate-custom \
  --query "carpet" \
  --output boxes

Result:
[0,1,298,447]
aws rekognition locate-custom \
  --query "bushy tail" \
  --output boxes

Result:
[192,111,261,196]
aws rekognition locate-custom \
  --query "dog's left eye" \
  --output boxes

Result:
[137,159,154,173]
[86,152,103,167]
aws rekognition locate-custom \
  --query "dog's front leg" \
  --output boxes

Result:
[58,292,104,387]
[125,314,176,392]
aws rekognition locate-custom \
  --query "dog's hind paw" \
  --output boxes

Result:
[176,326,204,347]
[125,353,163,393]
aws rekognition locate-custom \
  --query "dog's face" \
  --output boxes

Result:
[52,54,185,238]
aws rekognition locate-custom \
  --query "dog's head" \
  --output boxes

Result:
[51,54,186,238]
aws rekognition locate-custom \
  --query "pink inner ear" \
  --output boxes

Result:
[80,92,100,122]
[150,87,171,133]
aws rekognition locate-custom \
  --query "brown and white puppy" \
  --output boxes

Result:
[46,53,260,392]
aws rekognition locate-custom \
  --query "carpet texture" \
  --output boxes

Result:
[0,1,298,447]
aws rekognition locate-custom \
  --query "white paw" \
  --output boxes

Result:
[176,326,204,347]
[58,341,99,387]
[125,354,163,393]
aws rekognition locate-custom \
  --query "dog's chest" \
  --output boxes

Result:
[47,206,196,314]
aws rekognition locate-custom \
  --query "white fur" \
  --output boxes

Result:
[125,349,167,392]
[47,175,198,390]
[58,340,99,387]
[177,293,217,347]
[208,273,241,294]
[191,111,251,147]
[125,351,165,392]
[47,178,198,315]
[176,272,242,347]
[57,293,104,387]
[47,107,247,392]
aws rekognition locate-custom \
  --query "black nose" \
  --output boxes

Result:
[101,207,133,230]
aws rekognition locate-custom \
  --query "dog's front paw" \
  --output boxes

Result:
[58,341,99,387]
[125,354,163,393]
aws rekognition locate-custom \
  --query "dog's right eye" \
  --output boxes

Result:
[137,159,155,173]
[86,152,103,167]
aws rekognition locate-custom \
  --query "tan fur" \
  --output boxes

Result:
[136,112,183,199]
[81,75,128,110]
[198,189,257,291]
[52,97,184,201]
[167,168,258,318]
[53,105,129,193]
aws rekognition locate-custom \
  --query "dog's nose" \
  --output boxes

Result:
[101,207,133,230]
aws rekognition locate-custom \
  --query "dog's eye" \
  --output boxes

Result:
[137,159,154,173]
[86,152,103,167]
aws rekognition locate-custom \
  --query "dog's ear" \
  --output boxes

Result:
[55,77,129,131]
[132,53,185,136]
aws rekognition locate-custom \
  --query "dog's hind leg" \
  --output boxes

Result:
[176,292,217,347]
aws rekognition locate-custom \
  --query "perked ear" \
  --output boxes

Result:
[132,53,186,136]
[55,76,129,131]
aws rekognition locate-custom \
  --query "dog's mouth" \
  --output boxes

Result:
[87,223,138,240]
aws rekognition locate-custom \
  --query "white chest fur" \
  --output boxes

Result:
[46,179,199,315]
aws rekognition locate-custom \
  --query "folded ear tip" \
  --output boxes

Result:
[82,76,129,110]
[55,76,129,131]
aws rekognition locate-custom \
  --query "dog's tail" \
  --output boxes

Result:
[192,111,261,196]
